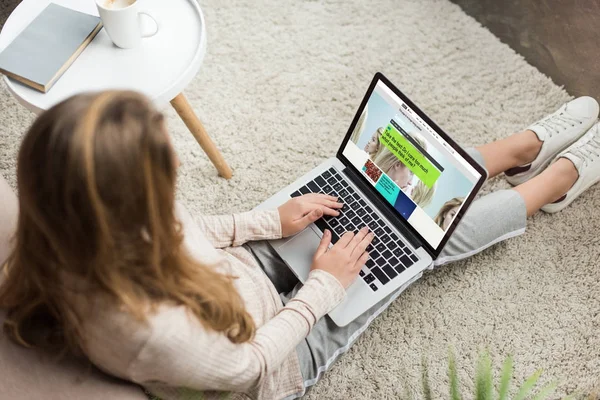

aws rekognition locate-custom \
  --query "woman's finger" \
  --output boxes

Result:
[347,227,368,255]
[303,193,339,203]
[352,251,370,272]
[352,232,374,259]
[336,231,355,248]
[298,202,311,215]
[296,202,339,219]
[298,194,343,213]
[313,229,331,260]
[320,206,341,217]
[308,198,344,209]
[296,208,323,228]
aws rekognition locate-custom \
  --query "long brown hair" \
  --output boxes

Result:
[0,91,254,356]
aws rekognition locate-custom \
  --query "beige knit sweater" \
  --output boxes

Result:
[68,202,346,400]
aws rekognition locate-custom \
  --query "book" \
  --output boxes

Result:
[0,3,102,93]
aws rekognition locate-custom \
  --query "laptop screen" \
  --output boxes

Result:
[341,77,484,251]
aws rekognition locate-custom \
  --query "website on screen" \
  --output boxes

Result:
[342,81,481,248]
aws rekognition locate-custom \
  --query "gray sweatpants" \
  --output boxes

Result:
[244,148,527,399]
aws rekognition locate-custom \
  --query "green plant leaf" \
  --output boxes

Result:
[497,356,513,400]
[475,352,494,400]
[448,350,462,400]
[513,369,543,400]
[422,356,433,400]
[531,382,557,400]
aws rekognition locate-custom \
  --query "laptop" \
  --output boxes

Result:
[256,73,487,326]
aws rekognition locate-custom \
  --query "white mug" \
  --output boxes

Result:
[95,0,159,49]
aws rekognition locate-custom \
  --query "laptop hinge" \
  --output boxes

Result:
[340,165,424,252]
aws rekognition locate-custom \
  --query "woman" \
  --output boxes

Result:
[363,127,384,158]
[349,107,384,159]
[0,92,598,400]
[372,133,436,208]
[434,197,464,230]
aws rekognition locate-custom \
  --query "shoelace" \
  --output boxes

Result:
[536,111,583,138]
[570,126,600,165]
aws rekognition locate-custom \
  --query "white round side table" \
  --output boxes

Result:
[0,0,232,178]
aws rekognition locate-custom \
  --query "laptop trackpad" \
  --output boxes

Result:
[279,226,322,283]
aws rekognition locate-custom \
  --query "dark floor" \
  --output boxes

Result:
[1,1,598,99]
[0,0,19,32]
[450,0,600,99]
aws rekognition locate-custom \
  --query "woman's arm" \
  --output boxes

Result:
[178,194,343,249]
[126,228,371,393]
[128,270,345,393]
[176,202,282,249]
[196,209,283,248]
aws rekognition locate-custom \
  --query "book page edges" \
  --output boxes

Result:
[45,21,104,92]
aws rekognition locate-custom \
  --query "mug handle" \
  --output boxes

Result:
[138,11,159,38]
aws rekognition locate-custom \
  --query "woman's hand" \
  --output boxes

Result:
[278,194,343,237]
[311,227,373,288]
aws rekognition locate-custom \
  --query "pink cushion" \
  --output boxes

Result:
[0,310,148,400]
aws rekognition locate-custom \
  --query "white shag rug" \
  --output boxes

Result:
[1,0,598,398]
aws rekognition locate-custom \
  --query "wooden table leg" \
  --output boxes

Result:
[170,93,233,179]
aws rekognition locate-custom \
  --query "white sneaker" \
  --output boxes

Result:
[505,96,599,186]
[542,122,600,213]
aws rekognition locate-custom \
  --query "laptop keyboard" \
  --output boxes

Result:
[291,167,420,291]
